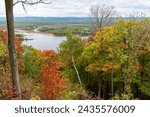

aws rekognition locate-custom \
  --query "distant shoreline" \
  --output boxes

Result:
[15,29,54,36]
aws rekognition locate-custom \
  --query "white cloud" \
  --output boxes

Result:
[0,0,150,17]
[113,0,150,16]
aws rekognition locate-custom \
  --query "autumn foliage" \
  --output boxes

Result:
[0,29,24,99]
[1,18,150,100]
[40,50,66,99]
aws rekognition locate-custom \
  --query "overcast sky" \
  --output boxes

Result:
[0,0,150,17]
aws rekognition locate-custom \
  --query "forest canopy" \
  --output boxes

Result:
[0,18,150,100]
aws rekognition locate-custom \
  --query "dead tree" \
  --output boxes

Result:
[89,4,115,30]
[129,11,146,20]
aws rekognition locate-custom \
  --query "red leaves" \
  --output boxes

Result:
[40,50,66,100]
[0,29,67,99]
[0,29,24,99]
[0,29,7,43]
[15,37,24,55]
[0,28,24,55]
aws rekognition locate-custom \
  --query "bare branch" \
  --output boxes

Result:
[13,0,51,6]
[128,11,146,20]
[89,4,115,30]
[13,0,51,13]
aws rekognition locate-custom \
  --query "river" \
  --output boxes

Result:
[18,30,88,51]
[22,32,66,51]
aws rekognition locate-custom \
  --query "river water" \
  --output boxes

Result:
[22,32,66,51]
[21,31,88,51]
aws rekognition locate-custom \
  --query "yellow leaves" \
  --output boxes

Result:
[101,67,109,72]
[102,63,120,72]
[108,47,113,52]
[114,64,121,70]
[87,62,121,73]
[95,27,115,43]
[30,95,41,100]
[102,63,112,72]
[86,63,100,72]
[0,41,7,57]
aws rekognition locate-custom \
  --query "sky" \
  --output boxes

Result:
[0,0,150,17]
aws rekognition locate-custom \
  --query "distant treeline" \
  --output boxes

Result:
[1,17,149,22]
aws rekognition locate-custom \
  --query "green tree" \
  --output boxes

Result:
[23,46,43,79]
[59,32,83,85]
[82,19,150,99]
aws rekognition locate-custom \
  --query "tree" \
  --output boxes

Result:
[89,4,115,30]
[128,11,146,20]
[138,52,150,98]
[83,28,121,99]
[59,32,83,85]
[40,50,66,99]
[4,0,51,99]
[82,19,150,99]
[5,0,21,99]
[23,46,43,79]
[0,29,24,99]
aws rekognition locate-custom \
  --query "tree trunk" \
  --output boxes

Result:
[98,76,102,99]
[103,79,105,99]
[111,47,115,98]
[5,0,21,99]
[111,65,114,98]
[71,54,82,85]
[98,81,101,99]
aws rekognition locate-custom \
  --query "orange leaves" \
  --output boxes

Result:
[22,47,67,99]
[0,28,24,55]
[136,64,144,72]
[15,37,24,55]
[102,63,112,72]
[0,29,24,99]
[0,29,7,43]
[86,63,101,72]
[96,30,104,34]
[40,51,66,99]
[0,71,14,99]
[102,63,120,72]
[118,42,128,49]
[87,63,121,73]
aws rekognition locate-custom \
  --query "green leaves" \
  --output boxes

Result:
[82,18,150,99]
[23,46,43,79]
